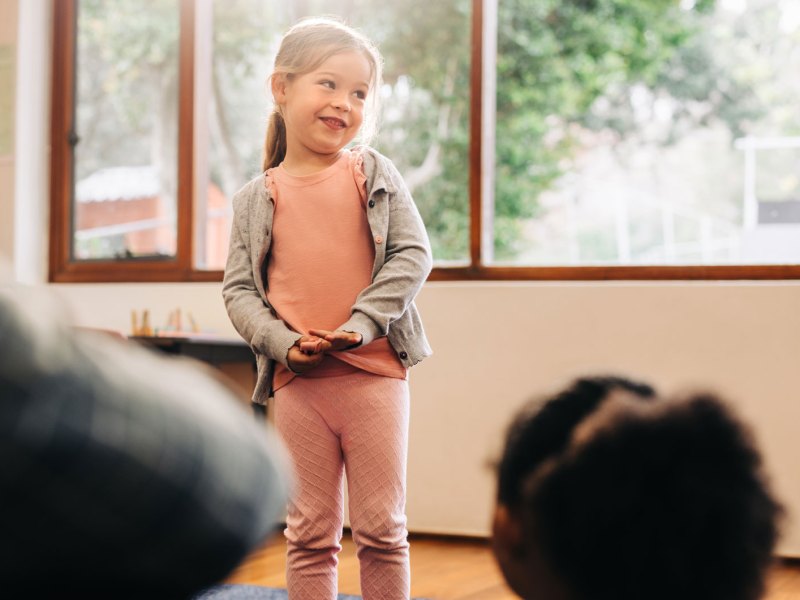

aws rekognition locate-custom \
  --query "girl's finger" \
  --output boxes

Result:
[307,328,331,338]
[300,338,324,354]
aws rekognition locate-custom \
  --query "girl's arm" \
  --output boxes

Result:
[222,191,301,365]
[337,156,433,346]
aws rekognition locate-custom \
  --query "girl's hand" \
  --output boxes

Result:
[286,335,330,373]
[297,334,331,354]
[308,328,363,351]
[298,336,327,355]
[287,345,324,373]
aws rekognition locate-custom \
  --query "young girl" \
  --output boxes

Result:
[222,16,432,600]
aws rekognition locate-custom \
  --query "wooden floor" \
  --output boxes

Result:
[227,532,800,599]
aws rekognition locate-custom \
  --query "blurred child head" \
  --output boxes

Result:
[492,376,782,600]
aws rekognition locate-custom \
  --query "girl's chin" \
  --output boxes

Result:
[313,138,355,154]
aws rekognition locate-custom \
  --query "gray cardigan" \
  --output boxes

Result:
[222,146,433,404]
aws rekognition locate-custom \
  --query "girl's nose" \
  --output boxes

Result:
[331,93,351,112]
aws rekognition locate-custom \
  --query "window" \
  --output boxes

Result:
[72,0,180,263]
[50,0,800,282]
[51,0,193,281]
[485,0,800,278]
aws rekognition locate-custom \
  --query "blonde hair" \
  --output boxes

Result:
[263,17,384,171]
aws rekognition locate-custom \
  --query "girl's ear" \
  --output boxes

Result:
[492,503,527,558]
[271,73,288,104]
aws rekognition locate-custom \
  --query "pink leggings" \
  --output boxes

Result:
[274,371,410,600]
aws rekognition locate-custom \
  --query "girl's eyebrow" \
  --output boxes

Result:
[316,71,369,88]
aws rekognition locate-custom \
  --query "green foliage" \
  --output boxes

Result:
[492,0,721,259]
[76,0,181,178]
[352,0,473,260]
[352,0,737,261]
[80,0,179,67]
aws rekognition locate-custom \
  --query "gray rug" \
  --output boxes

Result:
[193,584,362,599]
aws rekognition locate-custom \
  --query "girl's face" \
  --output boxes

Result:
[273,50,372,168]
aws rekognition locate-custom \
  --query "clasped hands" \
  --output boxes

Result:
[286,328,363,374]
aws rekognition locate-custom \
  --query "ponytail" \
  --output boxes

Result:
[263,109,287,171]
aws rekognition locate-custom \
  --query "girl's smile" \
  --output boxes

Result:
[272,50,372,173]
[320,116,348,130]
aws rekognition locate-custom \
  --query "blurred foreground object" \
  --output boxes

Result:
[0,285,291,598]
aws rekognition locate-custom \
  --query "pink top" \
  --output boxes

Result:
[265,150,407,391]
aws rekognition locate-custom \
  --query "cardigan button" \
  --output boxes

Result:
[399,351,408,360]
[375,235,383,245]
[368,199,375,208]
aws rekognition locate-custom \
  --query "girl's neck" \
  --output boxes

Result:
[280,148,345,176]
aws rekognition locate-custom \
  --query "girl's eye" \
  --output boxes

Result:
[354,90,367,100]
[320,80,335,89]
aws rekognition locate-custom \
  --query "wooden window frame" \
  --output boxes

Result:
[49,0,800,283]
[49,0,217,283]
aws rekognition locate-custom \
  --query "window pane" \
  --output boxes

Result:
[493,0,800,266]
[195,0,281,270]
[197,0,471,269]
[73,0,180,261]
[359,0,472,265]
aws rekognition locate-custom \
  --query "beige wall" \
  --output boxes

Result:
[0,0,18,262]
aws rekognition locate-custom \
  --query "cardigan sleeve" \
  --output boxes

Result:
[221,180,301,364]
[338,152,432,346]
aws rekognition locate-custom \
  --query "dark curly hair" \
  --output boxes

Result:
[496,376,782,600]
